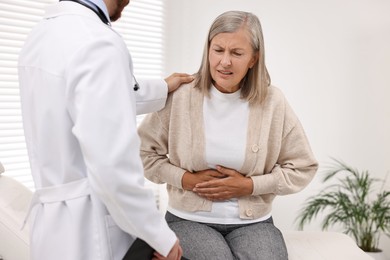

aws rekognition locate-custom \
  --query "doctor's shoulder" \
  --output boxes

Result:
[70,14,129,58]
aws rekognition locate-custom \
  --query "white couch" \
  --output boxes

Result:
[0,164,31,260]
[283,230,373,260]
[0,162,373,260]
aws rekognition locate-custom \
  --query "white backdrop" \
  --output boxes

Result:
[163,0,390,257]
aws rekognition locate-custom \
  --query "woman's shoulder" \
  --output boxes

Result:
[266,85,299,126]
[161,81,197,113]
[267,85,286,100]
[169,80,201,105]
[262,85,288,108]
[171,80,197,97]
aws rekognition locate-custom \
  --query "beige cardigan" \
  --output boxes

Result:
[138,82,318,220]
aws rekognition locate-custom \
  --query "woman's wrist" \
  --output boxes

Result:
[181,171,194,191]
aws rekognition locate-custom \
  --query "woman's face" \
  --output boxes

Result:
[208,28,258,93]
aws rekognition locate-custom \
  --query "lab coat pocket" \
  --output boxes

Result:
[105,215,135,260]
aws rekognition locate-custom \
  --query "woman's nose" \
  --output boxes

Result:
[220,53,232,67]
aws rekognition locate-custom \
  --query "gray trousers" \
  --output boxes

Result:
[165,212,288,260]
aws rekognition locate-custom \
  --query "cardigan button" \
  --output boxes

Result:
[251,144,259,153]
[245,209,253,217]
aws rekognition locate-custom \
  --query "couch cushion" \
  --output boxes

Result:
[283,230,373,260]
[0,174,32,260]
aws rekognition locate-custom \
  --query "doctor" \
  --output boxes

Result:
[17,0,193,259]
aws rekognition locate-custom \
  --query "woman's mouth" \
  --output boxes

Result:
[218,70,233,75]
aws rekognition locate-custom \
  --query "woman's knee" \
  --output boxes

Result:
[226,223,288,260]
[165,213,234,260]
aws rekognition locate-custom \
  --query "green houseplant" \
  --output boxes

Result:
[295,158,390,252]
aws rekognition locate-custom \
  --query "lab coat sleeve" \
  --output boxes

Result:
[65,37,176,257]
[135,78,168,115]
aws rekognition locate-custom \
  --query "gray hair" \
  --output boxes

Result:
[194,10,270,105]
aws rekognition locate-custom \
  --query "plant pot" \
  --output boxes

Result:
[366,251,388,260]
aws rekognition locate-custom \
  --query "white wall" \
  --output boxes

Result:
[164,0,390,256]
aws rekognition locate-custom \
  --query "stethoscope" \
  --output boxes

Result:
[133,76,140,91]
[60,0,140,91]
[60,0,110,25]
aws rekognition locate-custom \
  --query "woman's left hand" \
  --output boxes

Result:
[192,165,253,201]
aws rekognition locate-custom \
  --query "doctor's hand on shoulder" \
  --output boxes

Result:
[165,73,195,93]
[152,239,183,260]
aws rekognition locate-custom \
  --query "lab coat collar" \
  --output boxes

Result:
[84,0,110,23]
[45,1,110,27]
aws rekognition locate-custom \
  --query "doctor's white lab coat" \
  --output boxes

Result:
[17,2,176,260]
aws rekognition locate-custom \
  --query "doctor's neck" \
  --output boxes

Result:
[103,0,130,22]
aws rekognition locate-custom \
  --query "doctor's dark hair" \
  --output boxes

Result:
[194,10,270,105]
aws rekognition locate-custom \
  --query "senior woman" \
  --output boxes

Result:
[138,11,318,260]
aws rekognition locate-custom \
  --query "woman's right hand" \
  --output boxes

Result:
[182,169,226,191]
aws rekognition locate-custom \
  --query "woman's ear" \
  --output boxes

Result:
[249,52,259,68]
